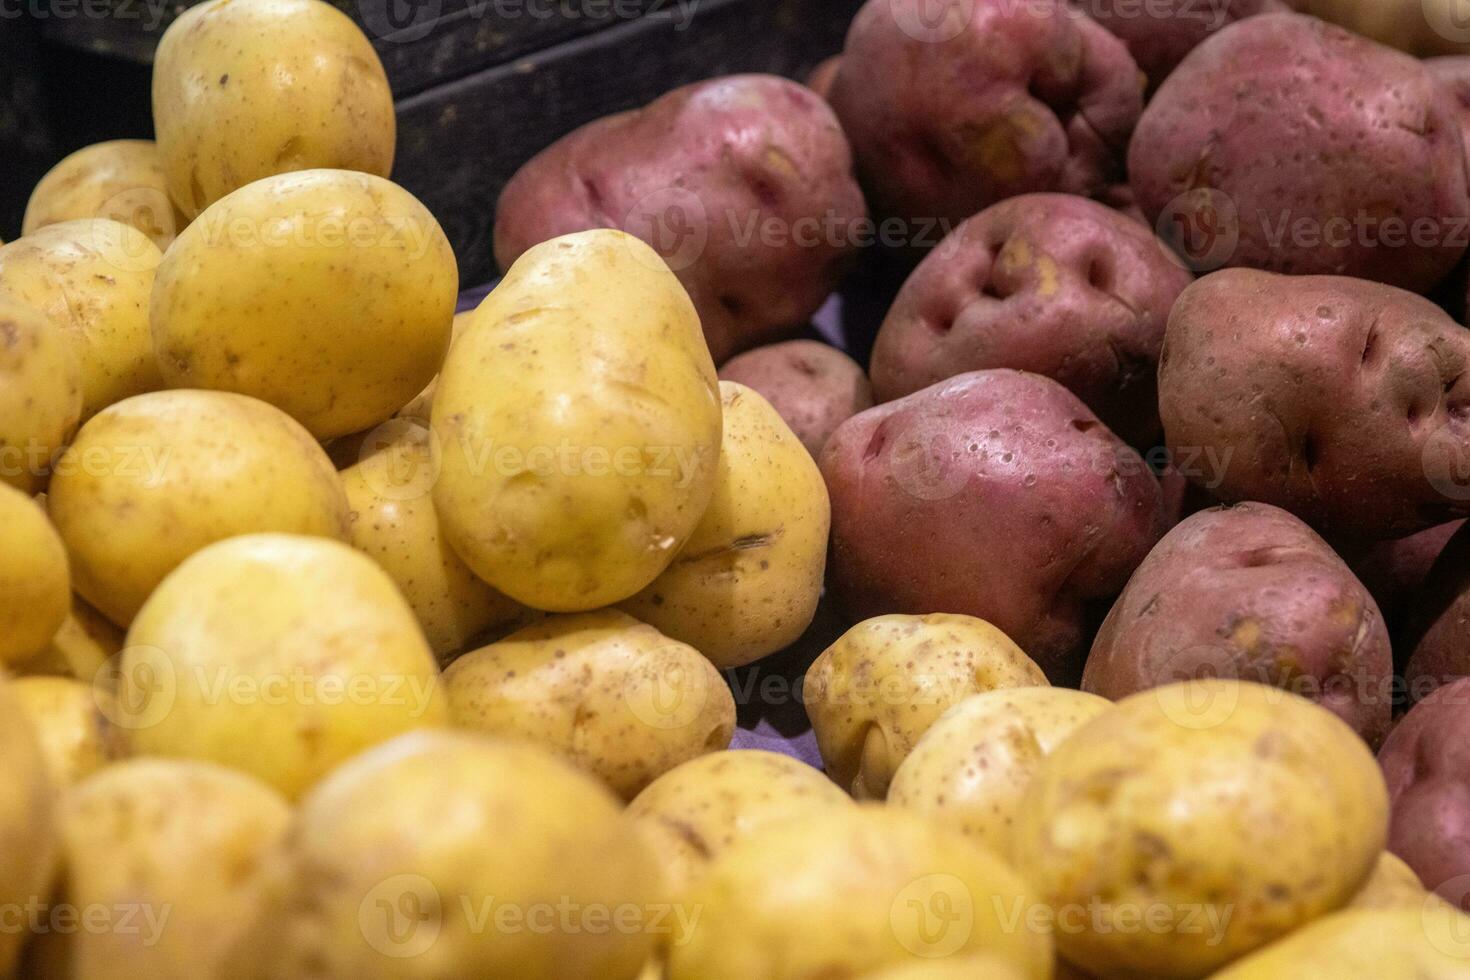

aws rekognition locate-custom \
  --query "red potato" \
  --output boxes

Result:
[1426,57,1470,162]
[820,369,1168,682]
[1084,503,1393,744]
[1159,269,1470,540]
[1087,0,1286,86]
[870,193,1193,446]
[1404,523,1470,694]
[494,74,867,363]
[717,339,873,458]
[1378,677,1470,910]
[1130,13,1470,292]
[806,56,841,101]
[1343,520,1463,634]
[828,0,1143,238]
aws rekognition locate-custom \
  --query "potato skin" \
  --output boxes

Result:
[1378,676,1470,909]
[0,219,163,422]
[1347,852,1430,911]
[1208,906,1470,979]
[619,382,829,668]
[152,169,457,440]
[829,0,1142,232]
[48,390,350,627]
[1297,0,1470,57]
[626,749,853,896]
[494,74,866,363]
[803,613,1048,799]
[666,806,1053,980]
[1088,0,1285,85]
[234,730,662,980]
[11,676,120,787]
[23,139,183,251]
[717,339,873,458]
[442,611,735,799]
[433,230,722,612]
[1084,503,1393,744]
[871,193,1193,446]
[1131,14,1470,292]
[151,0,394,219]
[0,482,71,666]
[0,297,81,493]
[1159,269,1470,540]
[120,534,447,800]
[1427,57,1470,162]
[821,369,1167,682]
[1015,680,1388,978]
[1343,520,1463,632]
[887,687,1112,858]
[0,675,59,976]
[1405,524,1470,691]
[17,594,123,681]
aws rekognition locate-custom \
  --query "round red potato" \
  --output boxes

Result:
[1404,523,1470,695]
[1427,57,1470,161]
[494,74,867,363]
[717,340,873,458]
[1131,13,1470,292]
[1087,0,1286,86]
[1159,269,1470,540]
[806,56,841,101]
[820,369,1168,682]
[828,0,1142,237]
[1344,520,1463,634]
[1378,677,1470,910]
[1084,503,1393,744]
[870,193,1193,446]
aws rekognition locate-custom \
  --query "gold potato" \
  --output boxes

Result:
[152,169,457,440]
[1013,679,1389,978]
[1348,851,1435,911]
[340,418,528,662]
[0,674,59,975]
[120,533,447,799]
[22,139,183,251]
[0,219,162,421]
[0,481,71,665]
[443,610,735,799]
[151,0,395,218]
[666,804,1053,980]
[0,295,82,494]
[888,687,1113,859]
[236,730,662,979]
[803,613,1048,799]
[48,389,350,626]
[11,676,121,786]
[15,594,122,681]
[33,758,291,979]
[619,382,829,668]
[432,230,722,612]
[1210,906,1470,978]
[868,958,1031,980]
[626,749,853,895]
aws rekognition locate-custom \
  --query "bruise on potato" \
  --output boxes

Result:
[1131,14,1470,292]
[871,193,1193,446]
[820,369,1167,683]
[1089,0,1285,86]
[1378,677,1470,911]
[717,339,873,457]
[1159,269,1470,540]
[494,74,867,363]
[1083,502,1393,745]
[829,0,1142,236]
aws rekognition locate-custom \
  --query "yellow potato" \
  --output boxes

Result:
[0,219,161,421]
[889,687,1113,858]
[1013,679,1389,979]
[0,675,59,974]
[34,758,290,979]
[432,229,722,611]
[236,730,662,979]
[626,749,853,895]
[120,533,446,799]
[1210,905,1470,978]
[152,169,456,440]
[1349,851,1435,911]
[15,594,123,681]
[868,958,1031,980]
[0,481,70,665]
[151,0,394,218]
[1297,0,1470,56]
[0,296,81,493]
[340,418,528,661]
[48,390,350,626]
[22,139,183,251]
[802,613,1048,799]
[619,382,829,668]
[394,309,475,422]
[666,804,1053,980]
[11,676,120,786]
[443,610,734,799]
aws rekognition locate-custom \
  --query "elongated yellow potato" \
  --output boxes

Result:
[23,139,183,251]
[432,229,722,611]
